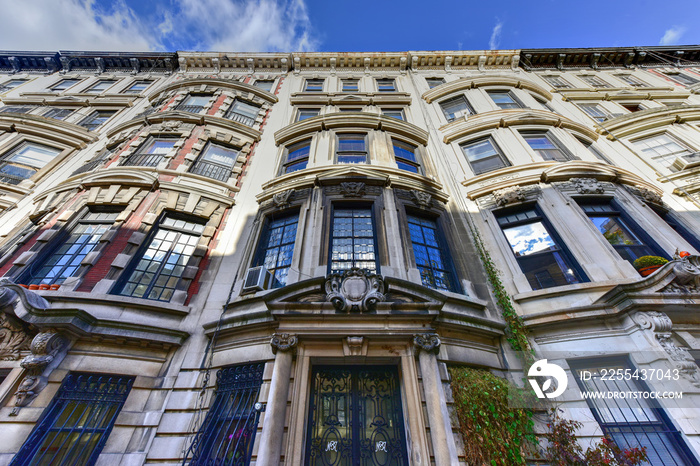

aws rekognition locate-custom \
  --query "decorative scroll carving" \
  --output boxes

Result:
[157,120,183,132]
[273,189,294,207]
[11,329,67,415]
[634,185,663,205]
[410,190,432,208]
[0,313,32,361]
[493,186,525,207]
[270,333,298,354]
[571,177,605,194]
[339,182,366,198]
[660,254,700,294]
[413,333,441,354]
[325,269,385,313]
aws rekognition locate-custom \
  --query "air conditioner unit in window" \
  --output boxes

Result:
[243,266,272,292]
[671,152,700,172]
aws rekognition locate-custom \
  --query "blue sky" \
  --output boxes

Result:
[0,0,698,53]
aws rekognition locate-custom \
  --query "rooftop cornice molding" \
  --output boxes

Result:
[596,104,700,139]
[274,112,429,146]
[292,52,408,72]
[148,77,278,104]
[0,51,60,74]
[441,108,599,144]
[520,46,700,70]
[57,50,177,74]
[0,113,96,148]
[422,74,552,103]
[409,50,520,71]
[177,52,291,73]
[5,93,136,108]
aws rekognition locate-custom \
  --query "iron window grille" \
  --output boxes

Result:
[297,108,320,121]
[79,110,115,131]
[43,108,73,120]
[569,358,698,466]
[439,95,474,122]
[253,213,299,288]
[542,75,573,89]
[84,79,116,94]
[329,207,378,273]
[632,133,694,170]
[578,200,667,265]
[282,139,311,173]
[0,142,60,185]
[189,143,238,182]
[184,363,264,466]
[304,79,324,92]
[342,79,359,92]
[616,74,649,87]
[49,79,81,92]
[392,139,420,173]
[488,91,522,109]
[496,205,587,290]
[177,95,211,114]
[336,134,367,164]
[376,78,396,92]
[461,137,510,175]
[253,80,275,92]
[19,210,120,286]
[115,215,205,301]
[120,138,175,167]
[123,80,152,94]
[10,373,133,466]
[0,79,27,92]
[225,100,259,127]
[381,108,405,120]
[579,75,611,88]
[407,215,458,292]
[521,132,575,162]
[426,77,445,88]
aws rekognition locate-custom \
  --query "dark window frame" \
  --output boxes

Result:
[328,204,380,274]
[296,108,320,122]
[177,94,211,114]
[376,78,396,92]
[381,108,406,120]
[405,211,460,293]
[189,142,239,182]
[392,138,421,173]
[542,75,573,89]
[79,110,116,131]
[122,80,153,94]
[460,136,511,175]
[426,77,446,89]
[252,210,299,288]
[120,136,176,168]
[0,141,61,186]
[487,90,523,110]
[225,99,260,127]
[439,95,474,122]
[84,79,117,94]
[521,130,577,162]
[281,138,311,174]
[0,79,28,92]
[648,204,700,252]
[336,133,368,164]
[304,78,324,92]
[342,78,360,92]
[253,79,275,92]
[49,78,81,92]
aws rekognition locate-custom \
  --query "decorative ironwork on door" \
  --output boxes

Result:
[305,366,409,466]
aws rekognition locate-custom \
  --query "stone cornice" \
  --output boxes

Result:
[3,94,137,108]
[292,52,407,72]
[596,105,700,139]
[0,113,96,148]
[423,75,552,103]
[441,108,599,144]
[289,92,412,106]
[177,52,291,73]
[521,46,700,70]
[409,50,520,71]
[558,89,685,101]
[274,112,429,146]
[148,77,278,104]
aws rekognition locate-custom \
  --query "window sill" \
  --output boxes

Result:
[39,289,191,316]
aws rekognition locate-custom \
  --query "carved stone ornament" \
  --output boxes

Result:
[339,182,366,198]
[273,189,294,208]
[270,333,298,354]
[632,311,700,388]
[660,254,700,294]
[493,186,525,207]
[635,185,663,205]
[570,177,605,195]
[158,120,183,132]
[0,313,32,361]
[346,336,365,356]
[413,333,441,354]
[410,190,432,208]
[325,268,385,313]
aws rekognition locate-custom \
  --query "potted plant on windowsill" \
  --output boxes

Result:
[633,255,669,277]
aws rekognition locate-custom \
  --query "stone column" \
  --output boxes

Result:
[256,333,298,466]
[414,333,459,466]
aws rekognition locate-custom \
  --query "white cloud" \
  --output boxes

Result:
[489,20,503,50]
[0,0,156,51]
[659,26,686,46]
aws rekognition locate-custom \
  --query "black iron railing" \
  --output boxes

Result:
[227,112,255,127]
[120,152,164,167]
[190,161,231,182]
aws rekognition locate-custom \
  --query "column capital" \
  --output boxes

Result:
[413,333,441,355]
[270,333,298,354]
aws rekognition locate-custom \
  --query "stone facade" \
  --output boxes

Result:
[0,46,699,465]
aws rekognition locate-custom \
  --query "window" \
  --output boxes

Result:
[20,210,119,285]
[407,215,458,292]
[579,103,613,123]
[633,134,694,169]
[85,79,116,93]
[426,77,445,88]
[579,75,611,88]
[296,108,319,121]
[190,143,238,182]
[579,200,666,265]
[11,373,133,466]
[123,80,152,94]
[488,91,522,109]
[120,138,175,167]
[388,139,418,173]
[0,79,27,92]
[621,103,643,113]
[497,206,586,290]
[0,142,60,185]
[439,95,473,122]
[304,79,324,92]
[254,80,275,92]
[50,79,81,92]
[254,213,298,288]
[282,139,310,173]
[225,99,259,126]
[330,207,378,273]
[522,132,574,162]
[376,78,396,92]
[177,95,210,113]
[650,205,700,252]
[667,72,700,86]
[79,110,115,131]
[185,363,264,466]
[342,79,359,92]
[0,106,35,114]
[461,138,510,175]
[616,74,649,87]
[71,148,115,176]
[336,134,367,164]
[116,215,204,301]
[42,108,73,120]
[381,108,405,120]
[570,359,696,466]
[542,76,572,89]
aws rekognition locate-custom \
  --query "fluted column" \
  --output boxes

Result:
[414,333,459,466]
[256,333,297,466]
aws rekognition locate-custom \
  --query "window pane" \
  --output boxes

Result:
[330,208,377,273]
[426,78,445,88]
[191,144,238,181]
[256,215,298,288]
[8,144,60,168]
[461,139,508,174]
[297,109,319,121]
[376,79,395,91]
[254,80,274,92]
[408,215,456,292]
[489,91,521,109]
[43,108,73,120]
[523,134,569,161]
[305,79,324,91]
[633,134,691,168]
[440,96,472,122]
[226,100,259,126]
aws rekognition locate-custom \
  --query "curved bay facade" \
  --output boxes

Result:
[0,47,699,465]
